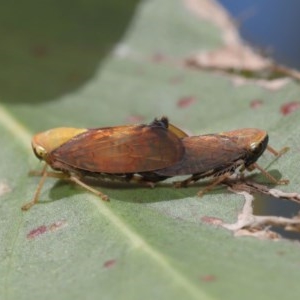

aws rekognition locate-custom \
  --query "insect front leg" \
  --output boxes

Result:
[239,143,289,186]
[246,145,289,185]
[23,165,74,210]
[267,145,289,157]
[249,163,289,185]
[22,164,51,211]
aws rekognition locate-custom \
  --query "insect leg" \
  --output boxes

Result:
[173,172,232,196]
[197,173,232,197]
[267,145,289,157]
[22,164,49,211]
[127,174,157,188]
[247,145,289,185]
[251,163,289,185]
[173,174,201,188]
[69,175,109,201]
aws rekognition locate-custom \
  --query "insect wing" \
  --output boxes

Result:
[50,124,184,173]
[156,135,247,176]
[168,123,189,138]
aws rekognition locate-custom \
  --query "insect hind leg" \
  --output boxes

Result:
[173,172,233,197]
[69,175,109,201]
[173,173,202,188]
[197,173,232,197]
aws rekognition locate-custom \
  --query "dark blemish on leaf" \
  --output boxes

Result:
[31,45,49,58]
[201,216,223,225]
[126,115,145,124]
[277,251,285,256]
[250,99,263,109]
[103,259,116,269]
[27,220,67,239]
[177,96,196,108]
[200,275,216,282]
[27,225,47,239]
[280,101,300,115]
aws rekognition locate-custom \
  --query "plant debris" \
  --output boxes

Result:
[184,0,300,87]
[221,178,300,239]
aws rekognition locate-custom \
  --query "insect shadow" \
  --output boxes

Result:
[44,168,285,205]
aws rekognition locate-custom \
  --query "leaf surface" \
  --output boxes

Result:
[1,1,300,300]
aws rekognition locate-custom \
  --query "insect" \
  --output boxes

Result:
[150,128,289,194]
[23,117,187,210]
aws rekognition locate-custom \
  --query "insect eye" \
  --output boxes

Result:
[34,145,47,159]
[250,135,269,156]
[250,141,259,151]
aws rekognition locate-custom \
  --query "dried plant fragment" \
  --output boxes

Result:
[186,45,272,72]
[184,0,300,87]
[221,179,300,239]
[233,180,300,205]
[0,181,12,197]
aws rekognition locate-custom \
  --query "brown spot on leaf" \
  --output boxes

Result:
[200,275,216,282]
[126,115,145,123]
[103,259,116,269]
[250,99,263,109]
[280,101,300,116]
[169,75,184,85]
[151,53,167,63]
[201,216,223,225]
[27,220,67,239]
[177,96,196,108]
[27,225,47,239]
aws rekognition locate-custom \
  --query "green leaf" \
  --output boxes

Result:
[1,1,300,300]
